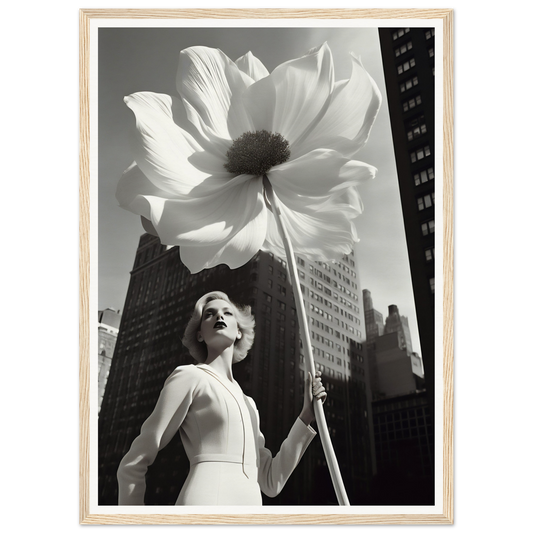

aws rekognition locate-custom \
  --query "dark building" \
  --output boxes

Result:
[378,25,436,449]
[369,390,434,505]
[98,308,122,412]
[98,234,374,506]
[362,289,384,398]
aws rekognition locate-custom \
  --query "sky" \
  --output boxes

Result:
[97,24,422,356]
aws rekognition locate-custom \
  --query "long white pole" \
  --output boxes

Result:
[264,178,350,506]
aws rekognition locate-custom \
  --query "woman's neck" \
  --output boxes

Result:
[204,347,234,382]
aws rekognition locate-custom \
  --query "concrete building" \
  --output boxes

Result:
[97,308,121,413]
[374,332,418,398]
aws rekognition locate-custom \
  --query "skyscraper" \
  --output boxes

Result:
[98,235,374,505]
[362,289,385,397]
[378,26,436,426]
[363,294,423,399]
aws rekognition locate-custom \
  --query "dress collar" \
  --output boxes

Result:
[196,363,241,391]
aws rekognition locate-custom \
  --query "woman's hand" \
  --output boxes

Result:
[299,371,327,426]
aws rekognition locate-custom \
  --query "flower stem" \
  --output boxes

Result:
[263,177,350,506]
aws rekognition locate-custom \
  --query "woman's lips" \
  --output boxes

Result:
[214,321,226,329]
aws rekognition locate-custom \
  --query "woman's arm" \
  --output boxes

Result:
[254,372,327,498]
[117,365,198,505]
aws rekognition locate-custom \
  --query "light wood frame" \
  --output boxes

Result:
[80,8,453,525]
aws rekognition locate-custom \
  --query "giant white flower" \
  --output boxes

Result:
[116,43,382,273]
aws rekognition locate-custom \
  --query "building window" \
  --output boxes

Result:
[397,58,416,75]
[406,115,427,141]
[410,145,431,163]
[394,41,413,57]
[429,277,435,293]
[392,28,411,40]
[428,47,435,58]
[417,193,435,211]
[400,75,419,93]
[403,95,422,112]
[421,220,435,236]
[425,28,435,39]
[425,247,435,262]
[414,167,435,186]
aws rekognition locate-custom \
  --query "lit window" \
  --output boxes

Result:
[410,145,431,163]
[392,28,411,40]
[417,193,435,211]
[421,220,435,236]
[425,248,435,262]
[397,58,416,75]
[406,116,427,141]
[428,47,434,58]
[403,95,422,112]
[394,41,413,57]
[425,28,435,39]
[429,278,435,293]
[400,76,419,93]
[414,167,435,186]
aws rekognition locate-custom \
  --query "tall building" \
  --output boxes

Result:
[370,390,434,505]
[363,294,424,399]
[374,332,418,398]
[384,304,424,380]
[97,308,121,412]
[362,289,384,397]
[362,291,432,504]
[297,252,375,499]
[378,27,436,424]
[98,234,374,505]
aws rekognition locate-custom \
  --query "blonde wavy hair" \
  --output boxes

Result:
[182,291,255,364]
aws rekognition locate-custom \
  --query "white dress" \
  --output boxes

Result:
[117,364,316,505]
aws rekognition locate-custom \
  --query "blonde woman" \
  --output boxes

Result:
[117,291,326,505]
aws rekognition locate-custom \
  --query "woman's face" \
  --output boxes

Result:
[198,299,241,350]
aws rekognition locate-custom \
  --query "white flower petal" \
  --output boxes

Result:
[179,203,268,274]
[176,46,253,141]
[243,43,334,145]
[119,165,269,273]
[122,167,265,251]
[268,149,376,200]
[116,162,180,211]
[292,54,382,158]
[124,92,217,196]
[263,200,357,263]
[235,51,269,82]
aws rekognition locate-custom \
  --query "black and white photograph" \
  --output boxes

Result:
[91,14,448,522]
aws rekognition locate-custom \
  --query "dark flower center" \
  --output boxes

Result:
[224,130,291,176]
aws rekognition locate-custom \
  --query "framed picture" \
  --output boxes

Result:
[80,8,453,525]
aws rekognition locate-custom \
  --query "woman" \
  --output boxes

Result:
[117,291,327,505]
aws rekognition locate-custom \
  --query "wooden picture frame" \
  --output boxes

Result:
[80,8,453,525]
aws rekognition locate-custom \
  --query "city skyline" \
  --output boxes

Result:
[98,25,423,355]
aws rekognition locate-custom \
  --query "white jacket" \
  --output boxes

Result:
[117,364,316,505]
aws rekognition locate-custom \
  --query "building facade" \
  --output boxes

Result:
[378,26,436,422]
[98,308,121,412]
[370,390,434,505]
[362,289,384,398]
[98,235,374,505]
